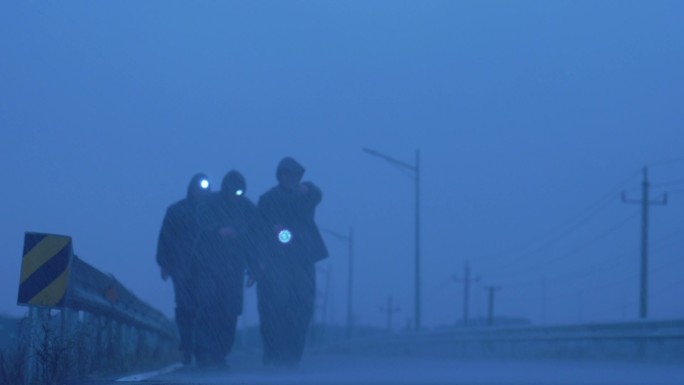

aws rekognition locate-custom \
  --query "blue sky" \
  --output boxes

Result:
[1,1,683,329]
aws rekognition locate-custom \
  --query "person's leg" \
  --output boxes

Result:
[193,303,213,367]
[257,281,278,365]
[212,308,237,364]
[290,263,316,365]
[173,276,196,364]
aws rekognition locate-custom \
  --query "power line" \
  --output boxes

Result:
[500,247,633,291]
[487,209,639,280]
[480,170,641,266]
[484,210,684,321]
[500,218,683,290]
[544,224,684,286]
[647,155,684,169]
[500,241,684,331]
[651,276,684,298]
[504,267,637,307]
[479,161,676,274]
[471,166,680,323]
[501,217,684,296]
[651,178,684,188]
[501,231,684,306]
[584,261,684,321]
[490,164,677,292]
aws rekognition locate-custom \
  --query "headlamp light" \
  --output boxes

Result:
[235,189,244,196]
[199,179,210,189]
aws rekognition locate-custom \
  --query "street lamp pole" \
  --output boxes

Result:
[362,147,421,331]
[320,227,355,338]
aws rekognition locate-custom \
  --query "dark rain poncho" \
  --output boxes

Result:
[193,185,257,363]
[253,157,328,366]
[156,173,211,354]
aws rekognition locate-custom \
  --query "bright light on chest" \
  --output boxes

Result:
[278,229,292,244]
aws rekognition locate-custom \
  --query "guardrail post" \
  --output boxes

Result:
[17,232,178,382]
[92,314,104,372]
[107,319,119,370]
[60,308,78,380]
[25,307,49,385]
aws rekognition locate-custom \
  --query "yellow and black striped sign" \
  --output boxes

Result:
[17,232,73,308]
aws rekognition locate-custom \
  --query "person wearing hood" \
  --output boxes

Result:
[252,157,328,367]
[194,170,257,367]
[156,173,212,365]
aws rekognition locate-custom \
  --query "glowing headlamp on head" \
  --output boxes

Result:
[199,179,210,189]
[278,229,292,244]
[235,189,244,196]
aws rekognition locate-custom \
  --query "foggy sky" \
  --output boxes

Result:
[1,1,683,329]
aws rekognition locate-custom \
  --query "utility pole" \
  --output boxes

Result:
[363,147,421,330]
[622,167,668,319]
[379,295,400,333]
[453,260,480,326]
[484,285,501,326]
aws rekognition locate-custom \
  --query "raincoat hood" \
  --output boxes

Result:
[276,156,305,183]
[187,172,210,199]
[221,170,246,195]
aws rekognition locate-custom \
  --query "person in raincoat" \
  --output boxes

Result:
[156,173,212,365]
[251,157,328,367]
[194,170,257,366]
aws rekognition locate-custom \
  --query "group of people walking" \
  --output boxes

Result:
[155,157,328,368]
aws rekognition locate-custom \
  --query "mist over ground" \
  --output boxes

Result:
[130,355,684,385]
[1,1,683,332]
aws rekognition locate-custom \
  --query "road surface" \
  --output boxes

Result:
[82,353,684,385]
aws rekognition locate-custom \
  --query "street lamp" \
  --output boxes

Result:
[362,147,421,331]
[320,227,354,339]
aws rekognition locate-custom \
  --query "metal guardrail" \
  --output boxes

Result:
[408,319,684,341]
[16,232,177,384]
[69,256,176,339]
[329,320,684,361]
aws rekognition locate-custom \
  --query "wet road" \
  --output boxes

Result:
[87,354,684,385]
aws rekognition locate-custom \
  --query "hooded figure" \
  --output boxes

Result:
[252,157,328,366]
[193,170,257,366]
[156,173,212,365]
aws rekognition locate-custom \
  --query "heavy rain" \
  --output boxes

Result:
[1,1,684,384]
